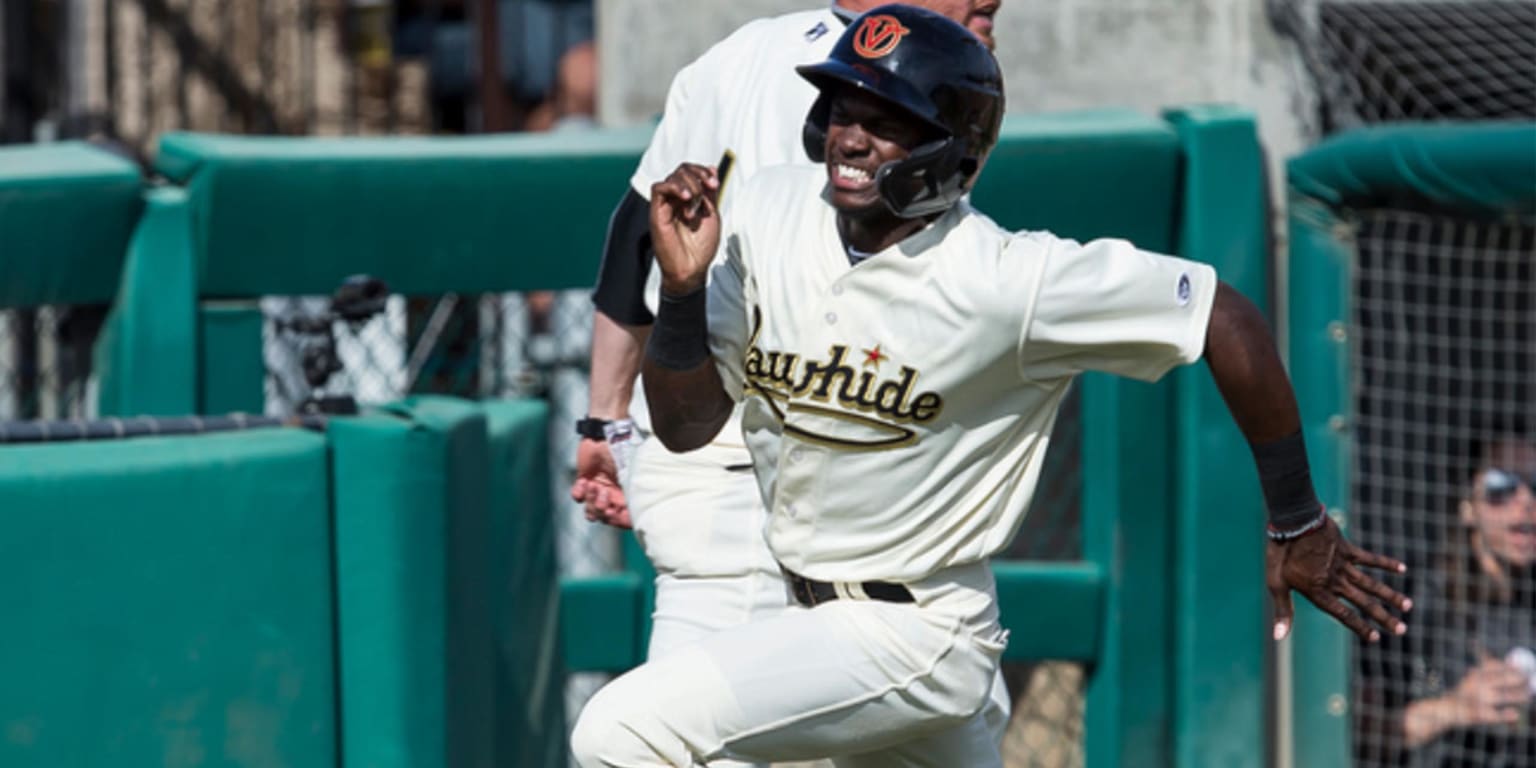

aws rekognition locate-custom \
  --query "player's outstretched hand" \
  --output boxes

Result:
[650,163,721,295]
[571,438,632,529]
[1267,516,1411,642]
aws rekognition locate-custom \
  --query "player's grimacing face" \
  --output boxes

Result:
[824,89,935,216]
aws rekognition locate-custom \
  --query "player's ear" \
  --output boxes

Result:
[802,94,832,163]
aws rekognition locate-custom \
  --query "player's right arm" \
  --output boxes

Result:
[643,164,734,452]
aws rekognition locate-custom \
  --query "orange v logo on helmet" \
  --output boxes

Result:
[852,15,910,58]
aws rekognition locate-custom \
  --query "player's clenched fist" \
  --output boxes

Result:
[650,163,721,295]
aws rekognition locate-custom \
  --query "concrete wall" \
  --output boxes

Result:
[594,0,1318,181]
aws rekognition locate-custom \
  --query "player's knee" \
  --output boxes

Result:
[568,696,619,767]
[569,685,656,767]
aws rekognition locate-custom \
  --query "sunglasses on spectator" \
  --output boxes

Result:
[1481,468,1536,506]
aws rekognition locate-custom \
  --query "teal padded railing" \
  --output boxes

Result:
[1288,121,1536,216]
[0,429,336,767]
[0,142,142,308]
[156,129,655,297]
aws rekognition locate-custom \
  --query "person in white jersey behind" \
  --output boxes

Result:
[572,6,1412,766]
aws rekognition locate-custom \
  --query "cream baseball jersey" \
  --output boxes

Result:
[706,165,1219,583]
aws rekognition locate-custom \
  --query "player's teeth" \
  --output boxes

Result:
[838,164,870,182]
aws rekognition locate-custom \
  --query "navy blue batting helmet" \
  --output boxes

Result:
[797,4,1005,218]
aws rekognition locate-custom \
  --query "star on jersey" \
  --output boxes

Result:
[862,345,887,369]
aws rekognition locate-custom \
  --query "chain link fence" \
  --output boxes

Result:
[0,305,107,422]
[261,288,607,568]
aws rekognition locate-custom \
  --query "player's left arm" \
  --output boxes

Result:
[1203,281,1412,642]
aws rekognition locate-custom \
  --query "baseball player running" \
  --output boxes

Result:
[571,6,1412,766]
[571,4,1005,761]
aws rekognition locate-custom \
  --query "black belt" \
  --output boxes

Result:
[781,567,915,607]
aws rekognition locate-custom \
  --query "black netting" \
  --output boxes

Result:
[1271,0,1536,134]
[1349,209,1536,767]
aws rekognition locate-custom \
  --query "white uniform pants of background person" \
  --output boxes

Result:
[570,560,1010,767]
[628,437,791,661]
[625,437,796,768]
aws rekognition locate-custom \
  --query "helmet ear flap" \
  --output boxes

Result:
[802,93,831,163]
[875,137,969,218]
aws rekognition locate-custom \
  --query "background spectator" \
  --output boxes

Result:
[1357,435,1536,767]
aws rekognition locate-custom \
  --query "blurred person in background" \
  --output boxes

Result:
[1358,435,1536,767]
[526,40,597,132]
[524,39,600,343]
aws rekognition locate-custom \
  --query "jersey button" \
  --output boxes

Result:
[831,283,844,296]
[825,311,838,324]
[789,447,804,463]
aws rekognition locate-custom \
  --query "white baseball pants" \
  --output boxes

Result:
[571,561,1009,767]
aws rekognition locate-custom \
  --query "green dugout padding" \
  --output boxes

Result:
[1285,194,1355,768]
[0,141,142,308]
[973,109,1179,248]
[484,399,566,768]
[155,128,655,298]
[1164,105,1269,767]
[94,188,198,418]
[327,395,563,768]
[328,396,496,768]
[1288,121,1536,216]
[0,429,335,767]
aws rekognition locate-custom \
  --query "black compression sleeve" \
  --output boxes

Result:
[1252,430,1325,532]
[591,187,656,325]
[646,287,710,370]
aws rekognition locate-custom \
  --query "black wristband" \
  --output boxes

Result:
[575,417,610,440]
[646,286,710,371]
[1252,430,1324,532]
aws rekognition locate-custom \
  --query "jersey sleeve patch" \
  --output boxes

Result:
[1020,236,1218,383]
